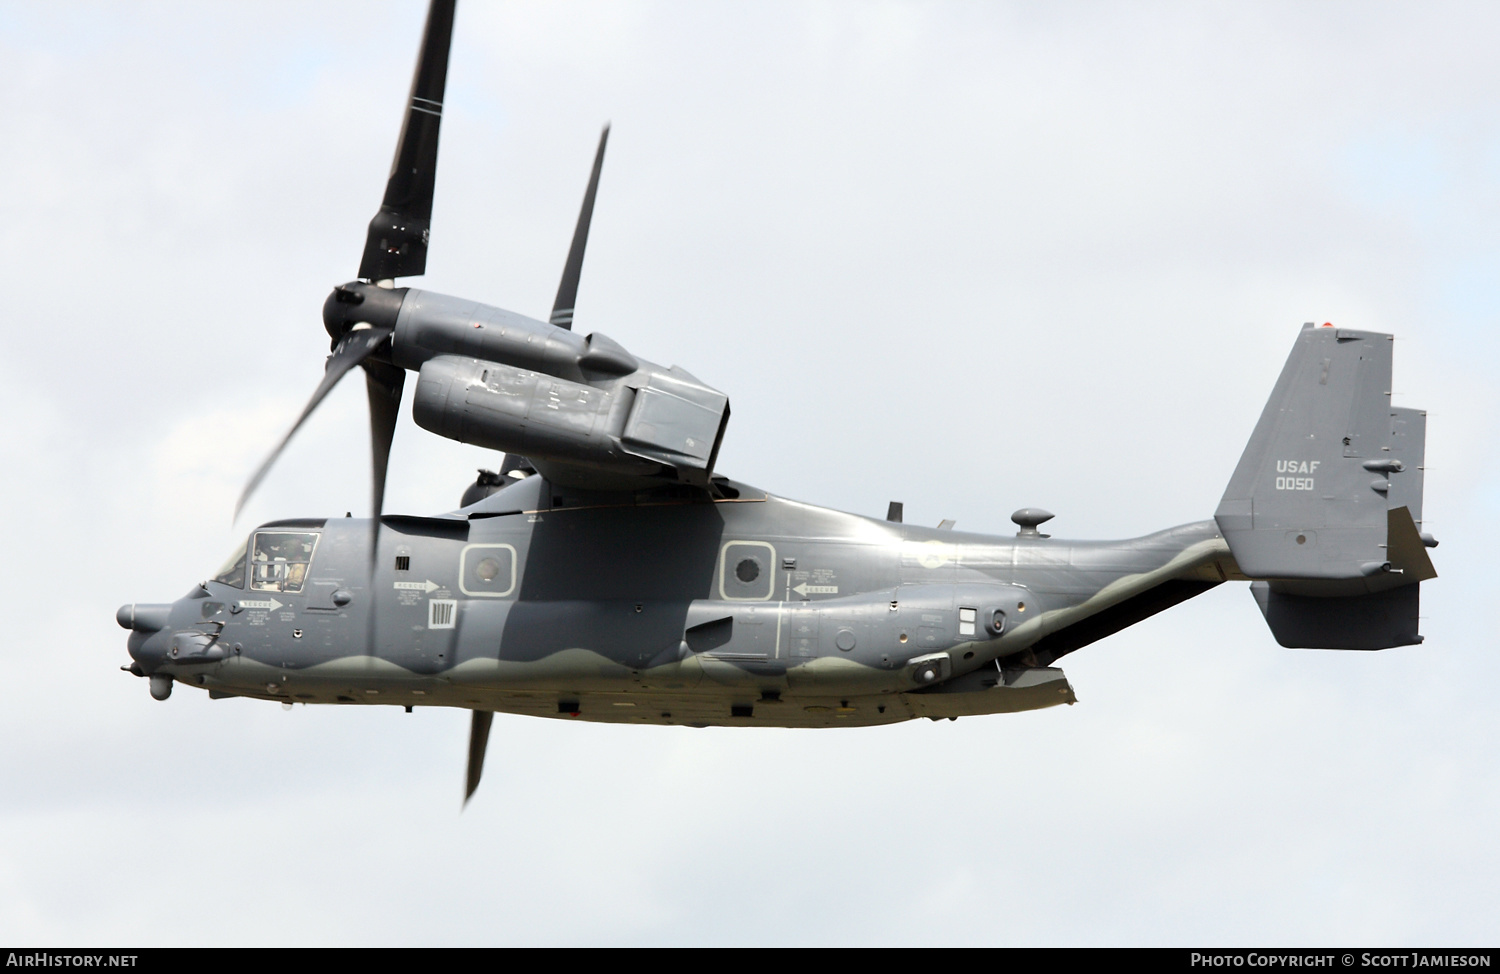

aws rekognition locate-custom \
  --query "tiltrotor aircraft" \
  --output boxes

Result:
[118,0,1438,802]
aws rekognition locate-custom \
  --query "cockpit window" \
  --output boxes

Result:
[250,532,320,594]
[213,541,247,588]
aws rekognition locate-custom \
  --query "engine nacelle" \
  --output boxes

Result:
[412,354,729,489]
[390,289,730,490]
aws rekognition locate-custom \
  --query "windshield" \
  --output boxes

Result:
[250,532,320,594]
[213,540,247,588]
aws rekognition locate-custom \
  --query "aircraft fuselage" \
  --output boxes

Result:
[123,475,1231,727]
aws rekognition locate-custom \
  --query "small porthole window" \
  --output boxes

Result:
[719,541,775,601]
[475,558,501,582]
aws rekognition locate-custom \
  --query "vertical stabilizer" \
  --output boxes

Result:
[1218,324,1434,649]
[1218,324,1406,580]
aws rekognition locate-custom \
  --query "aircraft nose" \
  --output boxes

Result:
[120,603,175,674]
[117,603,172,633]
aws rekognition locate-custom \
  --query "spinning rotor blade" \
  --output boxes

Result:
[358,0,457,282]
[464,710,494,806]
[363,359,406,528]
[549,125,610,329]
[236,327,395,520]
[361,359,405,657]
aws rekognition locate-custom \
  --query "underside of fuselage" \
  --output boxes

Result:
[193,657,1078,729]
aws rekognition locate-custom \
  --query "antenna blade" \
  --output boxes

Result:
[236,327,394,520]
[549,125,610,330]
[358,0,458,281]
[464,710,494,806]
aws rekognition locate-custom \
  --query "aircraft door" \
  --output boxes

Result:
[373,522,468,673]
[295,519,371,666]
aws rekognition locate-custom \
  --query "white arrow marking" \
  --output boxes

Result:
[792,583,839,597]
[394,579,440,593]
[240,598,283,611]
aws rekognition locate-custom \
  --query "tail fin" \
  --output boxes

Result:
[1216,324,1435,649]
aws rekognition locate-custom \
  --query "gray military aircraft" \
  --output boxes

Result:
[117,0,1438,802]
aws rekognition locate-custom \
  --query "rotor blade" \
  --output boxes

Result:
[358,0,457,281]
[362,358,405,523]
[464,710,494,806]
[362,359,405,577]
[236,327,394,520]
[549,125,610,330]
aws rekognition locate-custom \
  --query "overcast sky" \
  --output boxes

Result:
[2,0,1497,946]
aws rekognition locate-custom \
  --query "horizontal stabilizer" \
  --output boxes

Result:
[1251,580,1422,649]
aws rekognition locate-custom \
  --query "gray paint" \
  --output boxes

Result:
[1216,324,1398,580]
